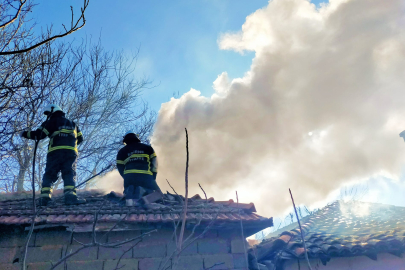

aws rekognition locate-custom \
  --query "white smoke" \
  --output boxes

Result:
[151,0,405,217]
[89,170,124,194]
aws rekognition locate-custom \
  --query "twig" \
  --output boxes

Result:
[166,179,183,206]
[205,262,225,270]
[161,210,220,270]
[21,141,39,270]
[198,183,207,201]
[22,106,53,270]
[181,183,209,245]
[52,225,155,270]
[100,231,156,248]
[166,179,178,196]
[114,239,142,270]
[236,191,249,270]
[58,244,93,266]
[99,210,130,242]
[0,0,90,55]
[178,128,189,251]
[159,183,216,270]
[289,188,312,270]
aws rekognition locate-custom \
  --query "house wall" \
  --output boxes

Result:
[284,253,405,270]
[0,226,249,270]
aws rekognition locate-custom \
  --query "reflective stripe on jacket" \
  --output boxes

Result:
[22,111,83,154]
[116,142,157,177]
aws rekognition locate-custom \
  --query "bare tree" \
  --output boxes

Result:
[0,0,89,56]
[53,41,155,187]
[0,40,83,192]
[0,0,90,163]
[0,40,156,193]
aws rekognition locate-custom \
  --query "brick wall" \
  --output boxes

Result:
[0,226,249,270]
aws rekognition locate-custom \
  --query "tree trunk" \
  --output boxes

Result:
[16,165,27,192]
[16,149,32,192]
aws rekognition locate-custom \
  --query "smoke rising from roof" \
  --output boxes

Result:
[151,0,405,217]
[90,170,124,194]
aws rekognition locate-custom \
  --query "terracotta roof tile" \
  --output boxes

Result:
[251,201,405,268]
[0,190,272,234]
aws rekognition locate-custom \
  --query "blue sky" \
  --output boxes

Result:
[32,0,327,112]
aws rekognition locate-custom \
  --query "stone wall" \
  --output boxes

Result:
[0,226,249,270]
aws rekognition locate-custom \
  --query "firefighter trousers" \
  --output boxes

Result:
[124,174,161,193]
[42,151,77,190]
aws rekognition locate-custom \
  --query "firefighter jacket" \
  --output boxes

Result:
[22,111,83,155]
[116,142,158,179]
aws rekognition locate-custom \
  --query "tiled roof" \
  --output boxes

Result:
[250,200,405,268]
[0,190,272,233]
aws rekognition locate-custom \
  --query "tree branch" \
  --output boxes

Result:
[0,0,27,29]
[0,0,89,55]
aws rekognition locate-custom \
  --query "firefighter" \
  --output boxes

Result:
[21,104,86,206]
[116,131,160,205]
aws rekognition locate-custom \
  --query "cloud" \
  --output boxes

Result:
[151,0,405,217]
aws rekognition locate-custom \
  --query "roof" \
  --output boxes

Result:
[250,200,405,269]
[0,190,272,234]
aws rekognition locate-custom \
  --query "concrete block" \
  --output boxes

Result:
[35,230,72,246]
[218,230,241,240]
[66,260,103,270]
[71,232,96,245]
[203,254,234,270]
[104,259,139,270]
[198,239,229,254]
[107,230,141,244]
[0,230,36,247]
[201,229,218,238]
[167,240,198,256]
[140,229,172,242]
[0,264,19,270]
[64,245,98,261]
[25,245,63,263]
[132,241,166,258]
[232,253,248,269]
[231,239,248,254]
[0,247,18,263]
[140,191,163,204]
[27,262,64,270]
[176,255,204,270]
[138,258,166,270]
[98,243,133,260]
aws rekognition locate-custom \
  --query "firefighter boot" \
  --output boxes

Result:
[38,197,52,207]
[125,185,135,206]
[64,193,86,205]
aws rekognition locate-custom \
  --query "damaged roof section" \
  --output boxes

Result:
[0,190,272,234]
[250,200,405,269]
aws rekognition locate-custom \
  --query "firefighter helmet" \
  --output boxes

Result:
[123,131,140,143]
[43,104,63,115]
[124,131,135,137]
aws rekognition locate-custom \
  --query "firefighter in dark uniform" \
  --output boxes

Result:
[116,131,160,205]
[21,104,86,206]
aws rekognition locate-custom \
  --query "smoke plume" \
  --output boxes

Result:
[90,170,124,194]
[151,0,405,217]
